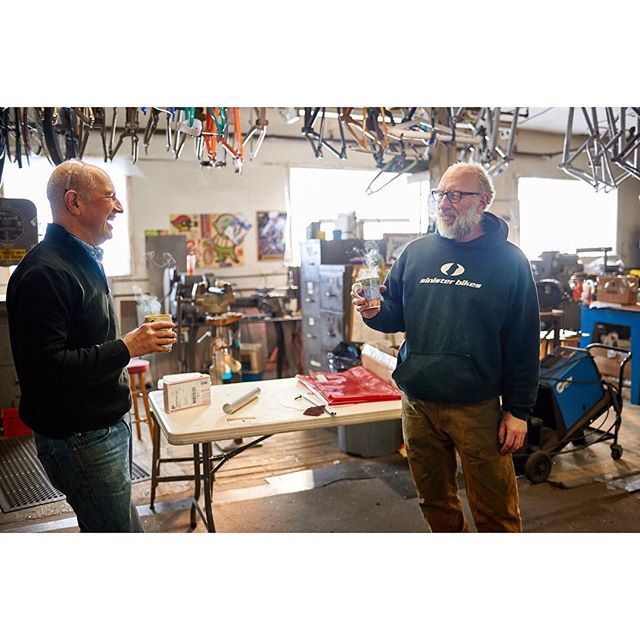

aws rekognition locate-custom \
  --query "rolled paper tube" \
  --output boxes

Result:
[222,386,261,414]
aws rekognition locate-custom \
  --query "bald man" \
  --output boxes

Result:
[352,162,540,533]
[6,160,177,533]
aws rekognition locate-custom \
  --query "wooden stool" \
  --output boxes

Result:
[126,359,154,440]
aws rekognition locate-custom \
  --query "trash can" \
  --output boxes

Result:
[338,419,403,457]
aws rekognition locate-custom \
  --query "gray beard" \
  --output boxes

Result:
[437,209,483,240]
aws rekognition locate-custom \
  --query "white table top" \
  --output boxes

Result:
[148,377,402,446]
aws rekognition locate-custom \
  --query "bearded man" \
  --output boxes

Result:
[351,161,540,533]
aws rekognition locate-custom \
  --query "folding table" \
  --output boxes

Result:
[148,377,401,532]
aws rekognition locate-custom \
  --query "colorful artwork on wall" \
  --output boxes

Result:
[169,213,252,268]
[257,210,287,261]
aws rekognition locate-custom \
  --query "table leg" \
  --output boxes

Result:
[149,413,161,510]
[275,322,285,378]
[552,316,561,350]
[202,442,216,533]
[630,330,640,405]
[130,373,142,440]
[190,444,201,529]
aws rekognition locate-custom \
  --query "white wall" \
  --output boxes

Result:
[616,177,640,267]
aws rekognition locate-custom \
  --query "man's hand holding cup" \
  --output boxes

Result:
[123,313,177,357]
[351,273,385,319]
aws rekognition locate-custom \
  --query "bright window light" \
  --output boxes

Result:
[518,177,617,260]
[2,156,131,276]
[288,167,425,264]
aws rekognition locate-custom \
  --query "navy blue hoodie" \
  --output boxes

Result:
[364,212,540,419]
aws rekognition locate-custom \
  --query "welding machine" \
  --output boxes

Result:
[518,344,630,484]
[532,347,606,440]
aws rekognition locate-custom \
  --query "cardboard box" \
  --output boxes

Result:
[162,373,211,413]
[366,339,399,359]
[596,275,639,305]
[361,342,399,389]
[590,346,631,382]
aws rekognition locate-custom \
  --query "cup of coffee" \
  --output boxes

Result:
[145,313,174,351]
[353,273,381,310]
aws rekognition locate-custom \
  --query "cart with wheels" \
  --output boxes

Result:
[515,343,631,484]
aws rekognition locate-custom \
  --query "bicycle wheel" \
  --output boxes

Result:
[27,108,47,157]
[43,107,80,165]
[0,108,9,186]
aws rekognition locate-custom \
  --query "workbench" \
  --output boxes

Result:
[580,304,639,404]
[148,378,402,532]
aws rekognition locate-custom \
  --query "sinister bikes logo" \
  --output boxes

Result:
[440,262,465,277]
[420,262,481,288]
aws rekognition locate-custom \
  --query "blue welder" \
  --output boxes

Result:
[516,343,631,483]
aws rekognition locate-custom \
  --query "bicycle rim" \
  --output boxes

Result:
[43,107,80,165]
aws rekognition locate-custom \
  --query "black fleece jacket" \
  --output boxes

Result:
[6,223,132,438]
[364,212,540,419]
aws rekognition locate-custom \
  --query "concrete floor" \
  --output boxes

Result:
[3,387,640,534]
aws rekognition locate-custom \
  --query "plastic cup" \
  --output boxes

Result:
[355,274,381,310]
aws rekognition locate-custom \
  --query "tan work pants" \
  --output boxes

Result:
[402,394,522,533]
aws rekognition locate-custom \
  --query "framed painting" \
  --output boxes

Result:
[169,213,251,268]
[257,210,287,261]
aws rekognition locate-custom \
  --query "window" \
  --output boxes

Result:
[518,177,617,260]
[287,167,426,264]
[2,156,131,276]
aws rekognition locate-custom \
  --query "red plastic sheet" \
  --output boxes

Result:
[296,366,401,405]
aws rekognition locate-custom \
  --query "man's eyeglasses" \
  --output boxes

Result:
[430,190,481,204]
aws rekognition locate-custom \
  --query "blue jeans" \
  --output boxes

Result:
[33,416,144,533]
